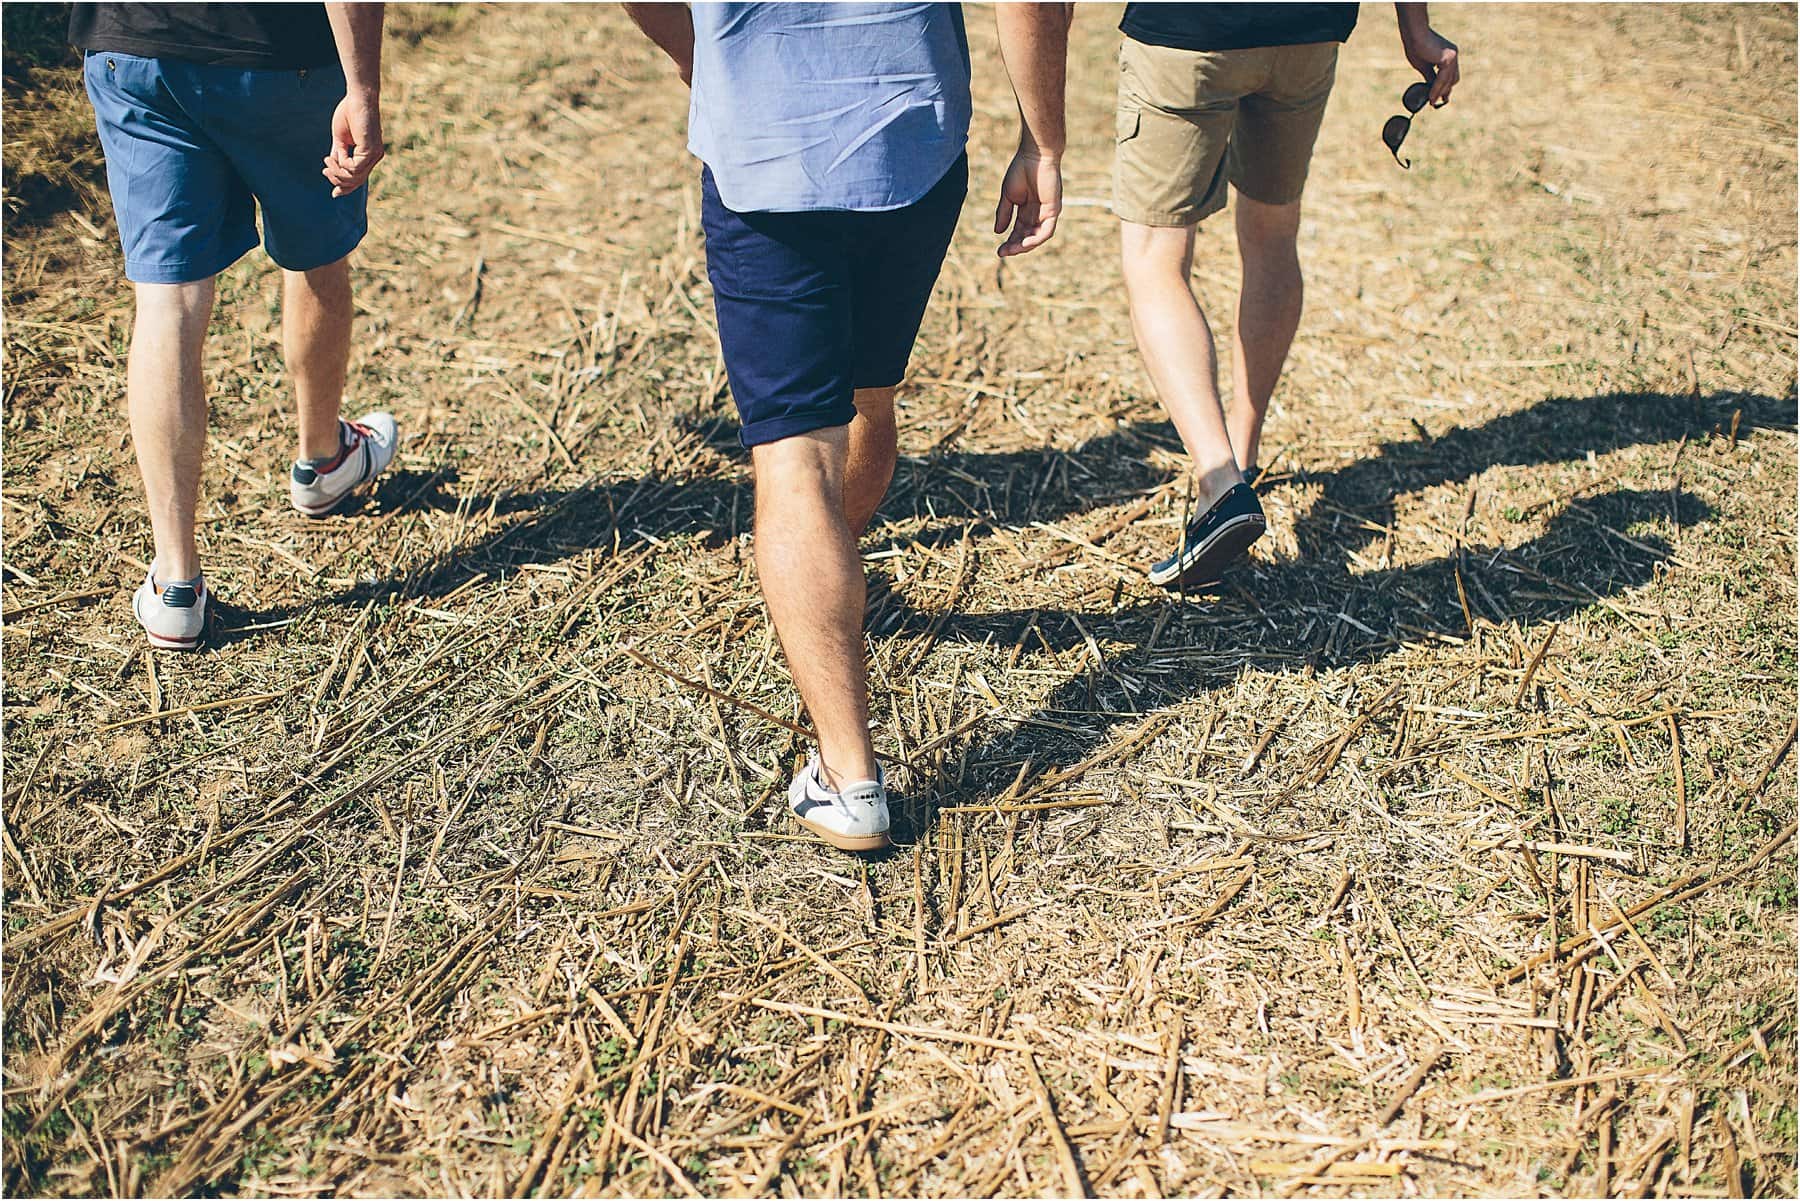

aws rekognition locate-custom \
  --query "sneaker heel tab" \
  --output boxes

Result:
[158,582,199,608]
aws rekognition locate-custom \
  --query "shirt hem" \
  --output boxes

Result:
[691,140,969,215]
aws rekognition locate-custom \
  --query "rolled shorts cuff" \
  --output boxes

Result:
[849,368,906,391]
[738,401,859,449]
[122,235,259,284]
[1110,197,1219,228]
[264,215,368,273]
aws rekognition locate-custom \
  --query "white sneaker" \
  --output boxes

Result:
[132,569,207,650]
[290,413,399,517]
[788,755,890,851]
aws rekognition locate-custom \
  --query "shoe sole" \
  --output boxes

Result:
[292,493,356,518]
[136,591,205,650]
[1149,513,1267,589]
[793,812,891,852]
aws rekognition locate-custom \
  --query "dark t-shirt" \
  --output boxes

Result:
[1120,3,1359,52]
[68,3,338,69]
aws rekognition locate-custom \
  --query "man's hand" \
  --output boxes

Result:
[323,3,385,195]
[995,148,1062,257]
[1396,5,1459,106]
[324,91,384,197]
[992,3,1070,257]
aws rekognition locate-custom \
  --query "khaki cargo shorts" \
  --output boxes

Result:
[1114,36,1339,227]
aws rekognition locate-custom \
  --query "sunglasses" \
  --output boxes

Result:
[1381,81,1432,169]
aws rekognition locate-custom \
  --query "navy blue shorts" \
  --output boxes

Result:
[701,155,968,448]
[84,52,368,284]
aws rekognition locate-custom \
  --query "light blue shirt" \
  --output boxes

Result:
[688,2,972,213]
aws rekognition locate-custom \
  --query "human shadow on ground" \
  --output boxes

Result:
[862,385,1787,842]
[220,388,1770,835]
[216,411,1181,630]
[227,387,1768,633]
[876,483,1712,843]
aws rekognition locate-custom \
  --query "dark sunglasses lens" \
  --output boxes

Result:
[1403,81,1431,113]
[1382,114,1411,167]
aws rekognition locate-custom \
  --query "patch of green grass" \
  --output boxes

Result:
[1599,793,1636,836]
[1755,869,1797,911]
[1650,904,1684,939]
[1768,1104,1797,1148]
[236,1126,285,1181]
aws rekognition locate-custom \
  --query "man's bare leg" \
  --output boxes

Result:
[844,385,898,537]
[1228,195,1304,474]
[283,255,354,461]
[128,279,216,581]
[752,426,878,789]
[1119,220,1242,506]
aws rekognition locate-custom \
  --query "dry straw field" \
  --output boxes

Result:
[2,3,1796,1197]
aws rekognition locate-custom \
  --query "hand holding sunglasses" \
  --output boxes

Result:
[1385,13,1460,168]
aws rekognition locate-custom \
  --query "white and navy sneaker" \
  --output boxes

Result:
[132,568,207,650]
[788,756,891,852]
[1148,481,1267,589]
[290,413,399,517]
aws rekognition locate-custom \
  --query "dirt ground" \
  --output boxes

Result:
[3,3,1796,1197]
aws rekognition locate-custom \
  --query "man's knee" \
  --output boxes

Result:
[290,254,352,291]
[134,278,216,324]
[752,427,849,503]
[852,386,897,426]
[1234,195,1303,256]
[1119,220,1197,291]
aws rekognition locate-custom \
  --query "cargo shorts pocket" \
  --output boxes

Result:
[1116,107,1141,144]
[1114,101,1233,227]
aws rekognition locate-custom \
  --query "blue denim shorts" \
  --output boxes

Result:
[83,51,368,284]
[701,154,967,448]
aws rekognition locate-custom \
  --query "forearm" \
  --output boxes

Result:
[1394,2,1459,101]
[324,2,384,98]
[995,2,1070,158]
[625,2,695,83]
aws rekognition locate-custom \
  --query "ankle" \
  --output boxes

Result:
[153,557,202,586]
[1193,460,1244,507]
[818,746,878,791]
[298,421,345,466]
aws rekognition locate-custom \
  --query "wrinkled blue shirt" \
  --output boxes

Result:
[688,2,972,213]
